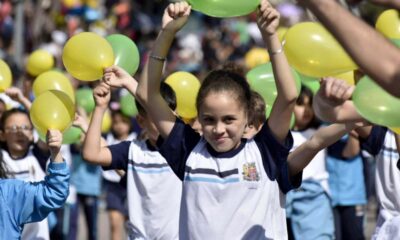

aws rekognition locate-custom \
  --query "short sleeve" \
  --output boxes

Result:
[254,121,301,193]
[104,141,131,171]
[158,118,201,180]
[360,126,387,156]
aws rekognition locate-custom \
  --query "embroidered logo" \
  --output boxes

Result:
[242,162,260,181]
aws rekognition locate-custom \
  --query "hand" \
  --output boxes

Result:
[93,80,111,109]
[317,77,355,106]
[162,2,191,33]
[5,87,24,102]
[103,65,133,88]
[73,107,89,133]
[257,0,280,36]
[46,129,62,159]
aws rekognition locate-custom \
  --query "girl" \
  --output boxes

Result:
[106,1,300,238]
[285,86,334,239]
[0,129,70,239]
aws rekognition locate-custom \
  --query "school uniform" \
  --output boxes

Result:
[286,129,334,240]
[2,145,51,240]
[158,119,302,240]
[105,139,182,240]
[0,161,70,240]
[361,127,400,239]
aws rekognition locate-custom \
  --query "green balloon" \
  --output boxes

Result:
[302,80,320,95]
[188,0,261,18]
[353,76,400,127]
[391,38,400,47]
[120,94,138,117]
[106,34,140,76]
[38,126,82,145]
[75,88,95,114]
[246,63,302,106]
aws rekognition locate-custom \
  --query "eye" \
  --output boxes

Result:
[223,116,236,124]
[202,116,215,124]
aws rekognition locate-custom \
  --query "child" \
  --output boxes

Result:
[0,108,52,240]
[82,79,182,239]
[312,77,400,239]
[0,129,70,239]
[108,1,301,238]
[103,110,136,240]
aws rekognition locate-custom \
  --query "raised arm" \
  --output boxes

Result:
[5,87,32,110]
[288,123,357,176]
[300,0,400,97]
[257,0,298,144]
[82,81,112,166]
[135,2,191,140]
[13,129,70,224]
[313,77,364,123]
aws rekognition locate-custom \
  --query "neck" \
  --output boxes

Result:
[115,133,129,140]
[8,148,28,159]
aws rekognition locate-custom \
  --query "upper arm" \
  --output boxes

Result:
[104,141,131,170]
[268,99,295,144]
[82,145,112,166]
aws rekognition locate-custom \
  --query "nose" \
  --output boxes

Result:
[213,122,225,135]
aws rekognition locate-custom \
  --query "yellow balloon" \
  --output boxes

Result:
[376,10,400,39]
[391,127,400,134]
[277,27,288,43]
[0,59,12,92]
[30,90,75,137]
[33,70,75,103]
[332,70,355,86]
[102,110,112,133]
[245,48,270,69]
[284,22,357,77]
[26,50,54,77]
[165,72,200,119]
[62,32,114,81]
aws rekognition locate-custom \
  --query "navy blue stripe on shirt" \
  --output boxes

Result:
[128,160,169,169]
[185,166,238,178]
[360,126,387,156]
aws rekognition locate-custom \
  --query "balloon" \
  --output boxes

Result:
[187,0,260,17]
[376,10,400,39]
[391,38,400,47]
[75,88,95,114]
[26,50,54,77]
[165,72,200,119]
[390,127,400,134]
[302,79,320,95]
[106,34,140,76]
[284,22,357,77]
[0,59,12,92]
[120,93,138,117]
[38,126,82,145]
[30,90,75,137]
[89,110,112,133]
[333,71,355,86]
[277,27,288,43]
[33,70,75,102]
[246,63,302,106]
[245,48,270,69]
[62,32,114,81]
[102,110,112,133]
[353,76,400,127]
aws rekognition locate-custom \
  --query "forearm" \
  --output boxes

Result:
[20,96,32,110]
[303,0,400,97]
[288,123,355,176]
[82,107,110,165]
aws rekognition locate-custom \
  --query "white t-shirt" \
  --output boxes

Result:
[102,132,137,183]
[362,127,400,239]
[106,139,182,240]
[159,119,301,239]
[291,129,329,193]
[2,147,50,240]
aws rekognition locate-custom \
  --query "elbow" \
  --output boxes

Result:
[82,150,96,164]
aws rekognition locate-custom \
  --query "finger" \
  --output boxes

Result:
[184,5,191,16]
[342,85,355,100]
[321,77,334,98]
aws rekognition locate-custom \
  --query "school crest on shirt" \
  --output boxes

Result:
[242,162,260,181]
